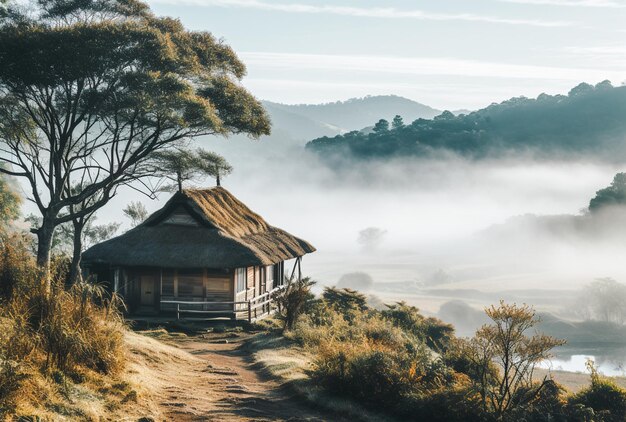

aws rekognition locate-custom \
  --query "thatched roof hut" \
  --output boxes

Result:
[83,187,315,269]
[83,188,315,319]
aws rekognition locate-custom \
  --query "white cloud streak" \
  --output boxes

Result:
[499,0,626,7]
[240,52,626,82]
[150,0,573,27]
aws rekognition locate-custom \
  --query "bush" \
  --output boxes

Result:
[312,340,448,411]
[274,277,316,330]
[382,301,454,352]
[304,307,457,415]
[569,370,626,422]
[322,287,368,320]
[401,384,486,422]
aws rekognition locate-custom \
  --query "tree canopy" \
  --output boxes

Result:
[589,173,626,212]
[0,0,270,272]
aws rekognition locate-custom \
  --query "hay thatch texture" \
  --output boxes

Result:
[83,188,315,268]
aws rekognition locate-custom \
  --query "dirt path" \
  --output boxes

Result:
[129,331,342,422]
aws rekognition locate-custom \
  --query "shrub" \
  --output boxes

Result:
[312,340,446,410]
[569,362,626,422]
[307,309,456,413]
[322,287,368,320]
[401,385,486,422]
[509,379,569,422]
[274,277,316,330]
[382,301,455,352]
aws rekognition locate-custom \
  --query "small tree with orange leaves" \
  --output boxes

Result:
[467,301,565,420]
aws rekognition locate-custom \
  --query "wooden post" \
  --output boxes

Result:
[247,300,252,323]
[297,257,302,282]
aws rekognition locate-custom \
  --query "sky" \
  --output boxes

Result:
[147,0,626,110]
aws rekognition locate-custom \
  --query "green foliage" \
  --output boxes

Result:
[309,312,453,413]
[372,118,389,133]
[568,360,626,422]
[381,301,455,352]
[391,114,404,130]
[151,147,233,191]
[322,287,368,320]
[589,173,626,212]
[307,81,626,161]
[290,292,577,422]
[508,379,569,422]
[0,172,19,230]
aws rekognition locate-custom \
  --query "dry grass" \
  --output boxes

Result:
[0,235,145,420]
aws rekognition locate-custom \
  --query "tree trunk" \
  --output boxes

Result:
[35,218,56,292]
[68,220,84,285]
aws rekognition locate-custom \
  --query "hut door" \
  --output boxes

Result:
[140,275,156,306]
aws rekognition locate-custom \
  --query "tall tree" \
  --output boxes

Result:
[0,0,270,280]
[373,119,389,133]
[391,114,404,130]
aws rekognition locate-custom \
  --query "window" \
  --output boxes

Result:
[236,268,247,293]
[161,269,175,296]
[177,269,204,297]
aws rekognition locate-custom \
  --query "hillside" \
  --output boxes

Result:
[306,81,626,161]
[263,95,441,140]
[208,95,442,159]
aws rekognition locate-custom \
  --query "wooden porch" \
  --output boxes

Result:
[161,285,285,322]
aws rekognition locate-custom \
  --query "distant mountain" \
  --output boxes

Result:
[306,81,626,161]
[261,101,342,141]
[207,95,441,163]
[263,95,441,140]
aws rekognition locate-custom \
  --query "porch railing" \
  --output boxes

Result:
[160,285,285,322]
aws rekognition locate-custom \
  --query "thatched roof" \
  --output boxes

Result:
[82,187,315,269]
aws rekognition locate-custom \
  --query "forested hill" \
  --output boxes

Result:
[263,95,441,140]
[305,81,626,160]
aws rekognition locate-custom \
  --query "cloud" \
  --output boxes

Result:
[239,52,626,82]
[150,0,573,27]
[560,45,626,68]
[499,0,626,7]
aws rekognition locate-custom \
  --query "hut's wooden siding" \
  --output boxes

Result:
[93,261,286,318]
[234,264,277,314]
[111,267,233,314]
